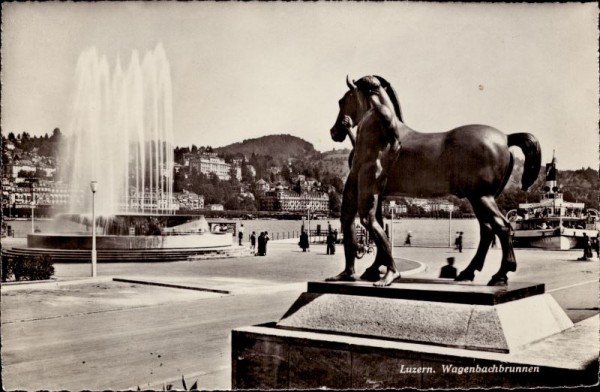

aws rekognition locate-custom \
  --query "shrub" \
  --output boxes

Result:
[1,254,54,282]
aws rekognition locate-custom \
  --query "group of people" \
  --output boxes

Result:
[247,231,270,256]
[298,226,338,255]
[237,224,270,256]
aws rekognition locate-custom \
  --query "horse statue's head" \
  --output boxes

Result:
[330,75,403,143]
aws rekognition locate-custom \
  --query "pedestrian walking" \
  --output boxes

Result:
[595,233,600,258]
[299,230,310,252]
[404,231,412,246]
[264,231,270,255]
[579,233,592,261]
[238,224,244,246]
[455,232,463,253]
[250,231,256,254]
[326,231,336,255]
[439,257,457,279]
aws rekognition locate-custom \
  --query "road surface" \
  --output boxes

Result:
[1,242,598,390]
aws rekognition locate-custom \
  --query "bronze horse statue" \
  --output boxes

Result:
[328,75,541,286]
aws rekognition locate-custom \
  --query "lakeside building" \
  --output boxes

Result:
[2,178,85,216]
[125,190,203,212]
[383,200,408,215]
[258,185,328,212]
[385,197,457,214]
[292,175,321,193]
[3,160,37,177]
[188,154,241,181]
[426,200,456,213]
[175,190,204,210]
[255,179,271,194]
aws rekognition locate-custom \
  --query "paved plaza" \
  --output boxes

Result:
[1,240,598,390]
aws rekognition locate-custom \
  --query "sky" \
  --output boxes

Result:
[2,2,598,170]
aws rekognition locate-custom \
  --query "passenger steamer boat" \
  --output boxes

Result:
[506,156,599,250]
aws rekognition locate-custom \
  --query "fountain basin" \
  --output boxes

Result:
[27,232,232,250]
[2,214,249,263]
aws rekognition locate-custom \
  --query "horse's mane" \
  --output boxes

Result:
[373,75,403,122]
[353,75,403,122]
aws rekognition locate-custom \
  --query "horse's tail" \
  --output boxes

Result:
[507,133,542,191]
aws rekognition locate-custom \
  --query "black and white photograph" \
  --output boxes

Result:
[1,1,598,390]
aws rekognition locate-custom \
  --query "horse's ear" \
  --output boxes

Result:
[346,75,356,90]
[374,75,403,122]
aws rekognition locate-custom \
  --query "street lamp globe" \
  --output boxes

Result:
[90,181,98,194]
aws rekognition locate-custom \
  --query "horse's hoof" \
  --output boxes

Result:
[455,270,475,282]
[326,272,359,282]
[360,267,381,282]
[487,275,508,286]
[373,270,401,287]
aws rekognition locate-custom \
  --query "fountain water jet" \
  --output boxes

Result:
[3,45,247,263]
[62,44,174,214]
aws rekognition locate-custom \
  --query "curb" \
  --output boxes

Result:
[398,258,428,276]
[2,278,59,286]
[1,276,113,291]
[112,278,230,294]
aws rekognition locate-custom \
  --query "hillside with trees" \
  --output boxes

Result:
[3,130,598,215]
[214,134,320,163]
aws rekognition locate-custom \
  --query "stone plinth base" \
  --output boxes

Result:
[277,280,572,353]
[232,280,598,388]
[232,317,598,389]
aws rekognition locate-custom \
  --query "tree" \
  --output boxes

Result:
[228,165,240,186]
[224,195,241,210]
[293,180,302,194]
[281,164,292,183]
[51,128,62,140]
[329,192,342,216]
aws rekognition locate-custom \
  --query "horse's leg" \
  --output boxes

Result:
[360,196,386,282]
[326,174,359,282]
[455,196,494,282]
[480,196,517,286]
[357,171,399,287]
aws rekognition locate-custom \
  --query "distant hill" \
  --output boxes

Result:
[320,148,352,179]
[214,134,319,162]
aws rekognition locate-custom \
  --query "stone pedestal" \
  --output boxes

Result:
[232,279,598,389]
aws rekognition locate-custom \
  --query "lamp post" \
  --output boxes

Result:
[31,200,35,233]
[448,208,453,248]
[28,179,37,233]
[390,208,394,249]
[307,206,311,242]
[90,181,98,277]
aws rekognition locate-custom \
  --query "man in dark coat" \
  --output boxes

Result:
[440,257,457,279]
[326,231,336,255]
[257,232,265,256]
[299,231,310,252]
[264,231,270,255]
[250,231,256,254]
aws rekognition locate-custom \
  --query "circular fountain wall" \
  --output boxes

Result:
[12,215,239,263]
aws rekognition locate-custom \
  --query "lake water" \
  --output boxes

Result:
[4,217,481,249]
[240,218,481,248]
